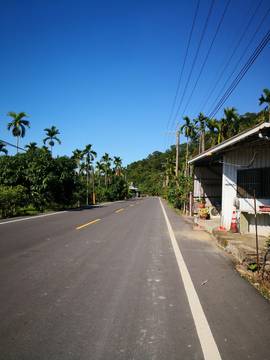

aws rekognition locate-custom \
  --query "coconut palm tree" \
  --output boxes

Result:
[180,116,196,175]
[25,142,38,151]
[0,141,8,155]
[43,126,61,155]
[83,144,97,206]
[259,88,270,122]
[7,112,30,153]
[101,153,112,187]
[113,156,122,176]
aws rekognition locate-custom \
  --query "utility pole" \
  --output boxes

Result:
[165,130,180,177]
[175,130,180,177]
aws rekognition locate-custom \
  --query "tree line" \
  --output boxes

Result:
[0,113,129,218]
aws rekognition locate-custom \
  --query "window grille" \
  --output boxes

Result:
[237,168,270,198]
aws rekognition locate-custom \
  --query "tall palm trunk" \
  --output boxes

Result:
[86,169,89,206]
[16,136,19,154]
[185,139,189,176]
[92,170,95,205]
[105,170,108,188]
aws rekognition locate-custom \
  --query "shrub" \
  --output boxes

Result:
[0,185,28,218]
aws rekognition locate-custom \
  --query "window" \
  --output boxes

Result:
[237,167,270,198]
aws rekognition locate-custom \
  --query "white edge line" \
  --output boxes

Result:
[159,198,222,360]
[0,211,68,225]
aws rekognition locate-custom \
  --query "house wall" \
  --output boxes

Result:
[194,166,222,208]
[222,146,270,235]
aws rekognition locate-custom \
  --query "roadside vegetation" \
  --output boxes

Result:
[0,114,129,218]
[127,88,270,210]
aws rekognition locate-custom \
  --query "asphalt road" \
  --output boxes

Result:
[0,197,269,360]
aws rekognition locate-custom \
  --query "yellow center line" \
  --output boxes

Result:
[115,208,124,213]
[76,218,101,230]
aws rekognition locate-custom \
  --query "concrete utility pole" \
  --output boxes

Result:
[175,130,180,177]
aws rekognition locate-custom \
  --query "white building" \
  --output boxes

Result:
[189,122,270,236]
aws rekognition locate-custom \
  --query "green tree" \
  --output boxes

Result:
[0,141,8,155]
[113,156,122,176]
[43,126,61,155]
[195,113,208,153]
[72,149,84,171]
[83,144,97,205]
[25,142,38,152]
[223,107,239,138]
[96,161,105,186]
[163,156,175,187]
[259,88,270,122]
[7,112,30,153]
[180,116,196,175]
[101,153,112,187]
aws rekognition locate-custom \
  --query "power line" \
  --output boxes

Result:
[207,5,270,117]
[199,0,263,113]
[181,0,231,117]
[171,0,215,130]
[165,0,200,139]
[0,139,26,152]
[207,28,270,119]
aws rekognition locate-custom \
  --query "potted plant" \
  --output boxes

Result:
[199,207,210,219]
[197,198,206,209]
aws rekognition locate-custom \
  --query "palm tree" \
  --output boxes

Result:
[72,148,84,171]
[101,153,112,187]
[0,141,8,155]
[113,156,122,176]
[195,113,208,153]
[213,107,239,144]
[83,144,97,206]
[180,116,196,175]
[7,112,30,153]
[223,107,239,138]
[25,142,38,151]
[43,126,61,155]
[206,118,219,146]
[259,88,270,122]
[96,161,105,186]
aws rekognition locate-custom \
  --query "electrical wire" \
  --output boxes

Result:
[181,0,231,117]
[207,5,270,117]
[171,0,215,130]
[199,0,263,113]
[208,28,270,118]
[0,139,26,152]
[165,0,200,139]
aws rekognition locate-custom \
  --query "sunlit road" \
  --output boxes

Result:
[0,197,269,360]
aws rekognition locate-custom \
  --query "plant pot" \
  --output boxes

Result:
[198,203,206,209]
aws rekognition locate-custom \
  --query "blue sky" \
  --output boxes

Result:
[0,0,269,164]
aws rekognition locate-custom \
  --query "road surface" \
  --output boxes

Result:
[0,197,269,359]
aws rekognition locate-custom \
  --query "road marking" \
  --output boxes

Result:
[0,211,68,226]
[129,204,134,207]
[159,198,222,360]
[76,218,101,230]
[115,208,124,213]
